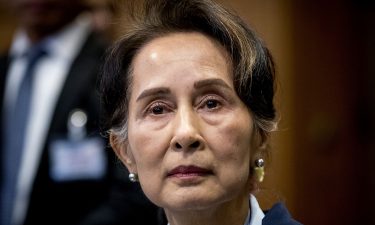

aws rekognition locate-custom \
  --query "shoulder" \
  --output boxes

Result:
[0,52,10,82]
[262,202,303,225]
[80,31,109,56]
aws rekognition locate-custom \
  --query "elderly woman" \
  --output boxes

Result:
[100,0,302,225]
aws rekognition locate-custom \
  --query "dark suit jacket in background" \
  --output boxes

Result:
[0,31,160,225]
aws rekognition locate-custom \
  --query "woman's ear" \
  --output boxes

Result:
[250,127,265,159]
[109,133,137,174]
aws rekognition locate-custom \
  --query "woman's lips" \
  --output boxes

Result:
[167,165,213,178]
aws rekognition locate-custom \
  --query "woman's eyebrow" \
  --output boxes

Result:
[136,87,170,102]
[136,79,230,102]
[193,78,232,90]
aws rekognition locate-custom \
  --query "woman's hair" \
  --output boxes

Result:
[100,0,277,151]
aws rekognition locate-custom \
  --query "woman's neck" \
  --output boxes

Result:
[165,195,249,225]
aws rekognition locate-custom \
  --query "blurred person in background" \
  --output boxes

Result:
[0,0,159,224]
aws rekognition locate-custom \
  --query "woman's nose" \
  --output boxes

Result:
[170,109,203,151]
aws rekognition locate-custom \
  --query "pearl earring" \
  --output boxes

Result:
[129,173,138,182]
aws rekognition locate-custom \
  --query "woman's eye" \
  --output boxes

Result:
[200,96,222,110]
[206,99,218,109]
[151,105,164,114]
[146,102,170,116]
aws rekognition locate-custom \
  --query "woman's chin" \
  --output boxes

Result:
[164,199,217,212]
[161,191,231,212]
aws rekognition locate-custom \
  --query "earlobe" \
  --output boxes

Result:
[109,133,137,173]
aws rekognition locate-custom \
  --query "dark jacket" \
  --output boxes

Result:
[0,31,159,225]
[263,203,303,225]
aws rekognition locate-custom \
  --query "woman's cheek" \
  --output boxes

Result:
[211,117,252,162]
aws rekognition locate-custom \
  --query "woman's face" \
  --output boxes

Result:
[116,32,257,212]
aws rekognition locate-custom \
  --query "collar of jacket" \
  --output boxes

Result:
[262,203,303,225]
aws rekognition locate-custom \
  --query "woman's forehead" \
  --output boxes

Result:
[129,32,233,92]
[133,32,230,67]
